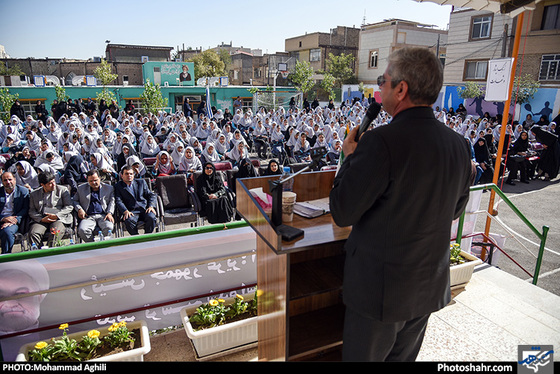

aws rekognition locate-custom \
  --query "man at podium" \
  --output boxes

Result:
[330,47,472,362]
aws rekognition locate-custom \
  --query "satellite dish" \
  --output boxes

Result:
[72,75,86,86]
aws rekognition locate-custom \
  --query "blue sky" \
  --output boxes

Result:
[0,0,453,59]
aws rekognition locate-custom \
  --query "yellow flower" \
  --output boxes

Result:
[87,330,100,339]
[209,299,219,306]
[118,321,127,328]
[59,323,69,330]
[35,341,48,350]
[256,289,264,297]
[217,298,225,303]
[235,294,244,301]
[108,323,119,332]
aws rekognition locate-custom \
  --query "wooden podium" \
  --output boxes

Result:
[236,170,351,361]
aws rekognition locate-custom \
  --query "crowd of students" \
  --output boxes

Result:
[433,106,560,185]
[0,95,558,243]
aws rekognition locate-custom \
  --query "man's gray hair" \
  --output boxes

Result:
[387,47,443,106]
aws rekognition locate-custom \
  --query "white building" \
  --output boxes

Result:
[443,8,513,86]
[357,19,448,85]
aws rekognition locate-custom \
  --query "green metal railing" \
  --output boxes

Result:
[455,183,549,285]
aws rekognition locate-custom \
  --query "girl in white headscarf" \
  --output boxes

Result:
[201,142,222,164]
[178,146,202,175]
[226,140,248,167]
[90,152,116,181]
[140,134,160,158]
[126,154,148,177]
[154,151,176,176]
[214,133,229,156]
[13,161,39,189]
[170,143,185,168]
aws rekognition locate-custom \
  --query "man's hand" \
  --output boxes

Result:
[77,209,87,220]
[123,210,134,220]
[146,207,156,215]
[104,213,114,223]
[1,216,17,225]
[41,214,57,223]
[342,126,360,157]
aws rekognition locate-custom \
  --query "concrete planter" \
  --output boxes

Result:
[181,306,257,358]
[450,250,482,287]
[16,320,151,362]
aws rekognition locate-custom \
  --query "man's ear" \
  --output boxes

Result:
[395,80,409,102]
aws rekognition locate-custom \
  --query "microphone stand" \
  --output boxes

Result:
[268,147,327,236]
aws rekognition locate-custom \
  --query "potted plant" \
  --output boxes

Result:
[450,242,482,287]
[16,320,150,362]
[181,291,258,358]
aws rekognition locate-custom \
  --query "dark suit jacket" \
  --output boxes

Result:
[0,185,30,225]
[330,106,472,323]
[114,178,156,215]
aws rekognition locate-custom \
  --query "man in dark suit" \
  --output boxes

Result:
[330,47,472,361]
[114,165,157,235]
[73,169,115,242]
[0,172,30,254]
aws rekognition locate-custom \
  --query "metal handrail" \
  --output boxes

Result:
[455,183,549,285]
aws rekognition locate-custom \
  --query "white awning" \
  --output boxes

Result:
[413,0,541,17]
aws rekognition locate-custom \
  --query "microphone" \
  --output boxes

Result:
[355,102,382,141]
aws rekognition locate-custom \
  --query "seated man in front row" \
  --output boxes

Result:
[114,166,157,235]
[73,169,115,242]
[28,171,73,247]
[0,172,30,254]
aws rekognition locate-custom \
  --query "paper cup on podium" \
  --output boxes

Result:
[282,191,297,222]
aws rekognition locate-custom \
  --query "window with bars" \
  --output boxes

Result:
[539,54,560,81]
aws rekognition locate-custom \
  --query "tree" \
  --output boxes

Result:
[320,73,336,101]
[511,74,540,105]
[55,85,69,103]
[289,60,315,97]
[458,81,485,99]
[188,50,227,81]
[0,88,19,123]
[140,79,168,114]
[94,59,118,105]
[94,59,118,86]
[0,64,23,76]
[325,53,356,87]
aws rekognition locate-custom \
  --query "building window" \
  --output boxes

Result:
[539,54,560,81]
[471,15,493,40]
[542,4,560,30]
[464,60,488,80]
[310,49,321,62]
[369,50,378,68]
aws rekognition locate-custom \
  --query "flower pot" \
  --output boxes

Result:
[450,250,482,287]
[16,320,151,362]
[180,306,258,358]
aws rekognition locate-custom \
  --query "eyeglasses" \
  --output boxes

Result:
[377,75,401,87]
[205,166,213,170]
[377,75,389,87]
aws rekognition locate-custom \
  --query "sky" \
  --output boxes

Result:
[0,0,453,60]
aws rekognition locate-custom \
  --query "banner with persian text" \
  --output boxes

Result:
[0,226,256,361]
